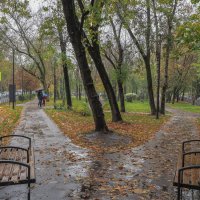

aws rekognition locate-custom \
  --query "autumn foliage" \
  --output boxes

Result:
[46,109,169,152]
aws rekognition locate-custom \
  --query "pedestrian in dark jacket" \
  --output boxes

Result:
[37,90,43,108]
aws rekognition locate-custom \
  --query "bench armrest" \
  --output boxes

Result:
[182,140,200,153]
[0,160,31,187]
[0,135,31,150]
[0,146,30,163]
[178,165,200,182]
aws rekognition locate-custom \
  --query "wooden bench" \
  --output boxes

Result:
[173,140,200,200]
[0,135,35,199]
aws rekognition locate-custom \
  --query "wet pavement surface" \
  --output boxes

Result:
[0,101,200,200]
[0,101,90,200]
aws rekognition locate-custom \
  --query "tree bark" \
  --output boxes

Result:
[78,84,82,100]
[77,2,122,122]
[61,0,108,132]
[109,19,126,113]
[152,0,161,118]
[87,44,122,122]
[58,31,72,109]
[144,58,156,114]
[160,25,171,113]
[160,0,178,114]
[54,65,57,108]
[117,80,125,112]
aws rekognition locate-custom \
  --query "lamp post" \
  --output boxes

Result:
[12,49,15,109]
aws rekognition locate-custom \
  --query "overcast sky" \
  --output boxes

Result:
[29,0,42,12]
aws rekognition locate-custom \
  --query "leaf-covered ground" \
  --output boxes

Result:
[0,105,22,137]
[45,109,169,152]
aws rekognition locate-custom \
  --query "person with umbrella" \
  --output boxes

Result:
[36,89,43,108]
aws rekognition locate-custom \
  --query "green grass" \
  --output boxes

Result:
[47,97,91,115]
[47,98,151,114]
[103,100,150,113]
[167,102,200,113]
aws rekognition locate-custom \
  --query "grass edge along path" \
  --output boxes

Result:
[45,108,170,152]
[0,105,23,138]
[167,101,200,113]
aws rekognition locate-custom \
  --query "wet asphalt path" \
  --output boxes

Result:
[0,100,90,200]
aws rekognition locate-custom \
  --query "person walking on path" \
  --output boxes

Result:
[37,90,43,108]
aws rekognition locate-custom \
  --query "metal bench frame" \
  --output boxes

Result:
[0,135,35,200]
[176,140,200,200]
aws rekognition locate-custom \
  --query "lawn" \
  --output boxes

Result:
[167,102,200,113]
[101,100,150,113]
[119,101,150,113]
[48,98,151,114]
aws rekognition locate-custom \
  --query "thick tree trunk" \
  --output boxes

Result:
[88,45,122,122]
[61,0,108,132]
[117,80,125,112]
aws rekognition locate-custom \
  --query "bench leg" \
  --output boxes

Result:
[178,187,181,200]
[28,188,30,200]
[26,166,31,200]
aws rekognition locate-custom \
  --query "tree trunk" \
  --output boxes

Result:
[152,0,161,119]
[109,18,126,114]
[79,84,82,100]
[54,65,57,109]
[144,58,156,115]
[87,45,122,122]
[160,0,178,113]
[76,82,78,99]
[172,88,176,104]
[117,80,125,112]
[118,0,156,115]
[61,0,108,132]
[160,30,171,114]
[58,31,72,109]
[63,64,72,108]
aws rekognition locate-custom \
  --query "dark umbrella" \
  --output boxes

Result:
[35,88,44,92]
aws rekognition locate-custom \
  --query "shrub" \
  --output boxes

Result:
[78,102,91,116]
[125,93,138,102]
[18,94,35,101]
